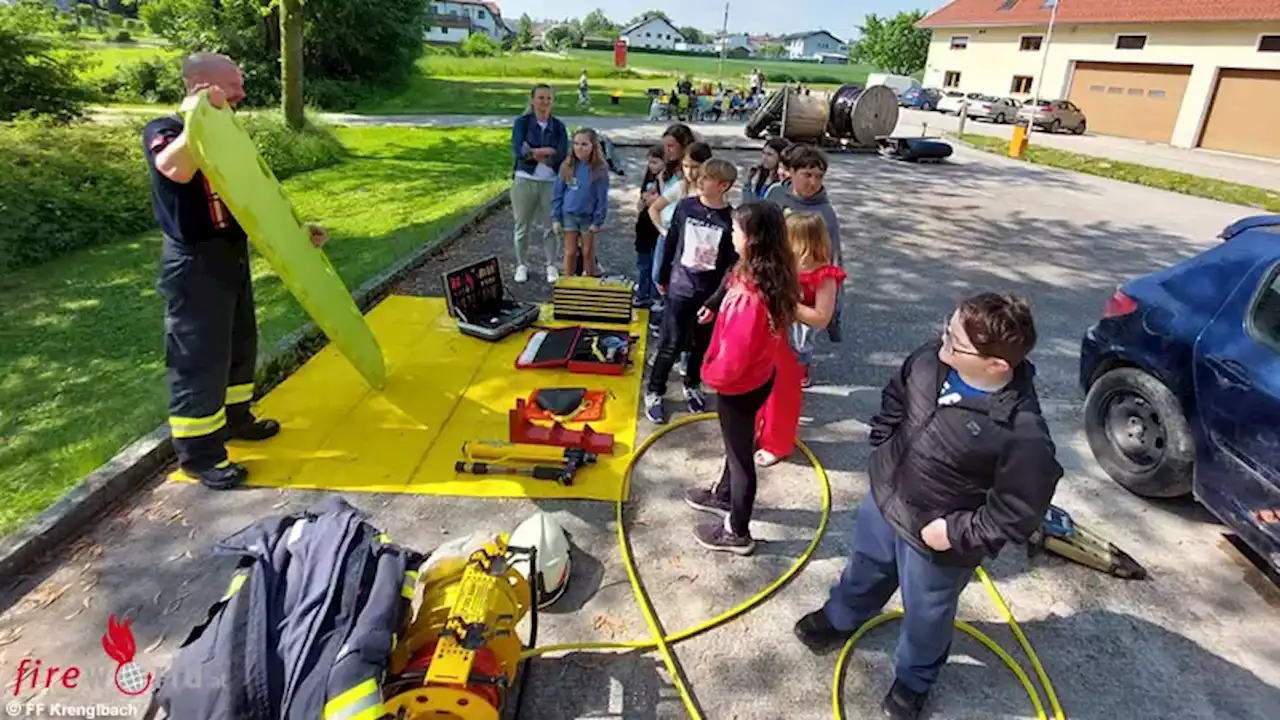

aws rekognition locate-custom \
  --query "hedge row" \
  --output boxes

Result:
[0,112,347,271]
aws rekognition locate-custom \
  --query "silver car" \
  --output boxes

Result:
[1016,99,1088,134]
[965,95,1020,124]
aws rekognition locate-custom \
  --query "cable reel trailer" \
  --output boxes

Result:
[744,83,901,151]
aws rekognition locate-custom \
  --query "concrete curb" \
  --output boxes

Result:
[0,190,513,579]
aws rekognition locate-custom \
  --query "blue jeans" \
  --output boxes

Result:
[635,248,656,301]
[651,234,665,286]
[823,496,974,694]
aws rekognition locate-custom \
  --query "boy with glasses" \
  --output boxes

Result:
[794,292,1064,720]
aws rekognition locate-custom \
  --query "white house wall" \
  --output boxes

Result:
[923,21,1280,148]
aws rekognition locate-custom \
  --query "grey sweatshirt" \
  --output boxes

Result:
[765,183,845,342]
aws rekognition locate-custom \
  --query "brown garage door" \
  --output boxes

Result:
[1199,69,1280,160]
[1067,62,1192,143]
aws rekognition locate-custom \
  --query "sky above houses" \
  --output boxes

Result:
[497,0,944,39]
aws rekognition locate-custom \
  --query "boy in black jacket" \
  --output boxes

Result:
[794,293,1063,720]
[645,158,739,425]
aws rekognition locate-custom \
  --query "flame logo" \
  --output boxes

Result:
[101,615,152,696]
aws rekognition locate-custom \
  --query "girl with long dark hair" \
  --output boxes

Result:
[685,201,800,555]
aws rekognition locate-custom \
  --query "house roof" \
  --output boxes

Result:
[778,30,846,44]
[619,16,684,39]
[918,0,1280,28]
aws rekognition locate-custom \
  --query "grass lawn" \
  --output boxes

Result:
[570,49,874,86]
[0,126,512,535]
[356,75,657,116]
[60,41,176,83]
[961,134,1280,212]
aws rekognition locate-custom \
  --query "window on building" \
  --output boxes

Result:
[950,35,969,50]
[1010,75,1034,93]
[1126,88,1144,96]
[1107,86,1124,94]
[1115,34,1147,50]
[1259,35,1280,52]
[998,0,1018,9]
[1019,35,1043,51]
[1148,89,1166,99]
[477,9,484,17]
[1041,0,1058,7]
[1089,85,1105,92]
[944,71,961,88]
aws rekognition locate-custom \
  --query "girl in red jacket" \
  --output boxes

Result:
[685,201,800,555]
[755,212,847,467]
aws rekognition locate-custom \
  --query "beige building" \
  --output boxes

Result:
[918,0,1280,160]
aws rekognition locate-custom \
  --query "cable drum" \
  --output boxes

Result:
[827,84,900,146]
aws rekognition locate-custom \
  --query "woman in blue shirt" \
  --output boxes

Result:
[510,84,569,284]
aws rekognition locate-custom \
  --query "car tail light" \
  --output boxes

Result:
[1039,107,1052,114]
[1102,288,1138,318]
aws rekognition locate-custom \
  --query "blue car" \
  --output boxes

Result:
[1080,214,1280,572]
[899,87,941,111]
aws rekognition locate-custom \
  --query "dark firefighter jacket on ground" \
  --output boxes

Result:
[868,341,1065,568]
[145,497,422,720]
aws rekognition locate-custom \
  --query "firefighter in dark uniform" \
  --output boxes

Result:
[142,53,329,490]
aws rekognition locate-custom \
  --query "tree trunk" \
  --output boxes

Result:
[280,0,304,130]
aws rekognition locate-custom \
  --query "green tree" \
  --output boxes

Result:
[849,10,930,75]
[279,0,303,129]
[678,26,704,44]
[627,9,669,26]
[138,0,428,108]
[581,8,617,38]
[516,13,534,48]
[544,22,580,50]
[0,1,90,121]
[757,42,784,58]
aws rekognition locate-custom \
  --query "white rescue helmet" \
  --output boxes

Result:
[509,512,571,608]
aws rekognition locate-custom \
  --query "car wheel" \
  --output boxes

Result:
[1074,120,1087,135]
[995,113,1006,124]
[1084,367,1195,498]
[1047,119,1061,134]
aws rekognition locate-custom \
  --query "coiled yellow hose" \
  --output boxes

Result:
[520,413,1066,720]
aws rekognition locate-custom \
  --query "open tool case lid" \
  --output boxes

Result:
[515,326,633,376]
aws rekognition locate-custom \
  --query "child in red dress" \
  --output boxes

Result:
[755,212,846,466]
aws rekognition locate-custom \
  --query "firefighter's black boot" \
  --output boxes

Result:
[196,461,247,490]
[229,418,280,441]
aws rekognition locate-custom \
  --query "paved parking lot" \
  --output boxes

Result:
[893,107,1280,192]
[0,146,1277,719]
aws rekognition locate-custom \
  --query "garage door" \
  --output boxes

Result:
[1199,69,1280,160]
[1068,62,1192,143]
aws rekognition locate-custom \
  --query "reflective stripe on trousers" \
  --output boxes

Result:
[323,678,386,720]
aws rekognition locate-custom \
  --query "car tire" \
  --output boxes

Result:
[1074,120,1087,135]
[1084,367,1195,499]
[995,113,1006,124]
[1047,119,1061,134]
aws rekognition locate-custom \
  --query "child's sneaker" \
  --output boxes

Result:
[514,264,529,283]
[546,265,560,283]
[644,392,667,424]
[800,365,813,388]
[632,295,652,308]
[683,386,707,413]
[684,487,730,516]
[694,520,755,555]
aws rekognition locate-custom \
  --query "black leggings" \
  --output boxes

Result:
[711,374,775,536]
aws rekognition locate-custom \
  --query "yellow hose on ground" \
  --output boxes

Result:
[519,413,1066,720]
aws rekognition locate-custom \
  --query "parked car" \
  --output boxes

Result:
[964,95,1020,124]
[868,73,921,98]
[937,91,982,115]
[1017,98,1087,134]
[899,87,942,111]
[1079,214,1280,573]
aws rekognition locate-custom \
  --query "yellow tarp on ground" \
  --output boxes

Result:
[170,295,646,501]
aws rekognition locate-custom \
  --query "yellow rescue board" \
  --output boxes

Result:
[181,93,387,389]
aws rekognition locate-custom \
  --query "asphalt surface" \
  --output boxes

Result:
[1,145,1278,719]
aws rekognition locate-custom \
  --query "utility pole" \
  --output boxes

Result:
[717,1,730,87]
[1028,0,1060,139]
